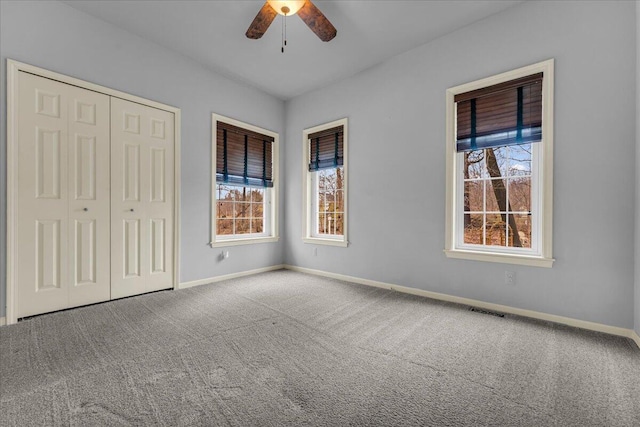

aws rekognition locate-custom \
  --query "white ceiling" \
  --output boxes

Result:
[62,0,522,100]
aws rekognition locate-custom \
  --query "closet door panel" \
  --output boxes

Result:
[111,99,148,299]
[16,73,111,318]
[111,98,174,299]
[67,85,111,307]
[17,73,70,318]
[146,108,174,292]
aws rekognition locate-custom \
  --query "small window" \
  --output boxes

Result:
[303,118,348,246]
[445,60,554,267]
[211,114,278,246]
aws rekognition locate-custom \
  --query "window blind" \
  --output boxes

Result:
[216,121,274,187]
[308,125,344,172]
[455,72,543,152]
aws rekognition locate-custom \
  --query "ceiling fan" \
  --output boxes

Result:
[246,0,337,46]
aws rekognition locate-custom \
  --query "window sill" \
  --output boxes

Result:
[210,236,279,248]
[444,249,554,268]
[303,237,348,247]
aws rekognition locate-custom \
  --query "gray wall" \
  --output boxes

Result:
[284,1,637,328]
[0,1,286,318]
[636,0,640,337]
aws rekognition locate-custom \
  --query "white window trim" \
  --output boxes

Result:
[210,113,279,247]
[444,59,555,268]
[302,118,349,247]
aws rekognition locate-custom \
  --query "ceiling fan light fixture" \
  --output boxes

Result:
[267,0,305,16]
[246,0,336,43]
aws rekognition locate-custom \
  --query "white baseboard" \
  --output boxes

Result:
[0,317,5,327]
[284,265,639,346]
[179,264,285,289]
[631,331,640,349]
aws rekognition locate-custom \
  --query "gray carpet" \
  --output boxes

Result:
[1,270,639,426]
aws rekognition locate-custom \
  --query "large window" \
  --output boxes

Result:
[303,118,348,246]
[445,60,554,267]
[211,114,278,246]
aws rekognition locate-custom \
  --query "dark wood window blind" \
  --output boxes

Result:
[455,72,543,152]
[308,125,344,172]
[216,121,274,187]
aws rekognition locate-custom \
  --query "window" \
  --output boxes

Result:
[211,114,278,246]
[445,60,554,267]
[302,118,348,246]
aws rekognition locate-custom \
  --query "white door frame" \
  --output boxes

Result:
[6,59,182,325]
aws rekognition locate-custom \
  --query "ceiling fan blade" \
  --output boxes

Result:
[297,0,337,42]
[246,2,278,39]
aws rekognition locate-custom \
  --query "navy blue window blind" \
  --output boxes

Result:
[308,125,344,172]
[455,73,543,152]
[216,121,274,187]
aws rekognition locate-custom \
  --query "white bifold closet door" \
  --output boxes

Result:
[15,71,175,319]
[110,97,175,299]
[16,72,111,318]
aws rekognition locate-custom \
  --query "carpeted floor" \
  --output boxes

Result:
[1,269,639,426]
